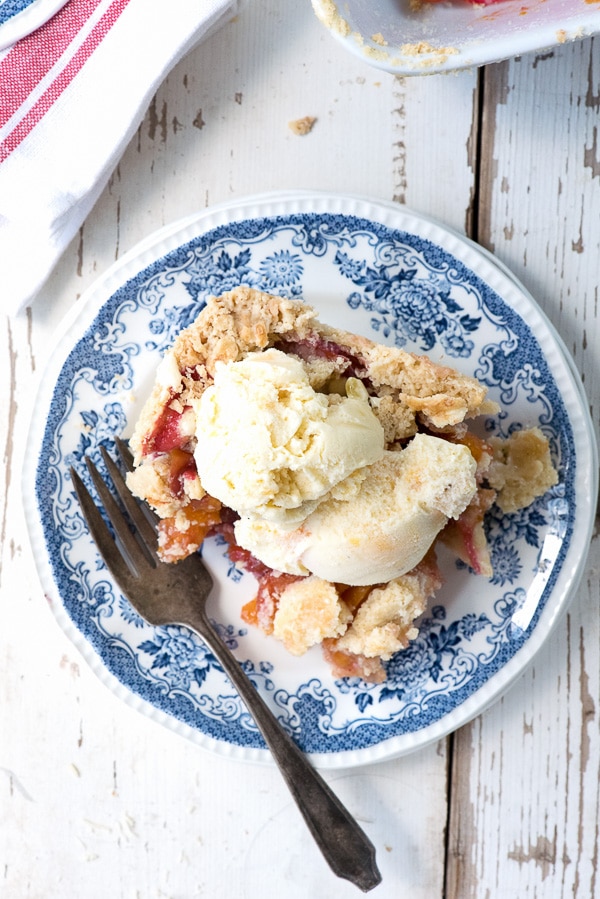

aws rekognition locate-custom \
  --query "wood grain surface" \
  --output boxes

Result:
[1,3,598,897]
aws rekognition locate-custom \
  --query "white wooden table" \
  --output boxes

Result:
[2,2,599,896]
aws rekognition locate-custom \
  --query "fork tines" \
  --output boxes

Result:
[70,445,158,581]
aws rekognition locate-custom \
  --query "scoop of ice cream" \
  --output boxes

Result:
[234,434,477,586]
[193,348,384,524]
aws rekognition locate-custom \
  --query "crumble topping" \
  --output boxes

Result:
[488,427,558,513]
[273,577,352,655]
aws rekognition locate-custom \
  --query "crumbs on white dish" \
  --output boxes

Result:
[371,32,388,46]
[311,0,458,70]
[397,41,459,67]
[311,0,352,37]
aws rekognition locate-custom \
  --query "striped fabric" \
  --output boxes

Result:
[0,0,235,313]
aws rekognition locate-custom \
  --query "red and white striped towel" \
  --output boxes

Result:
[0,0,237,315]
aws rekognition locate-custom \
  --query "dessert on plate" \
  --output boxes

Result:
[126,286,557,682]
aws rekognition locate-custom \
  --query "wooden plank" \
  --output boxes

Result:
[0,3,481,897]
[446,37,600,898]
[70,0,400,280]
[391,69,480,237]
[478,38,600,403]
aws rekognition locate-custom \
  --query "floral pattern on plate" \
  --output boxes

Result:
[25,194,597,766]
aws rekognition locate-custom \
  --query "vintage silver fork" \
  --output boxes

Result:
[70,440,382,893]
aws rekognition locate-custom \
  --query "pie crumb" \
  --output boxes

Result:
[488,427,558,513]
[273,577,352,655]
[289,116,317,136]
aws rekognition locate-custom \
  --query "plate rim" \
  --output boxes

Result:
[22,189,599,768]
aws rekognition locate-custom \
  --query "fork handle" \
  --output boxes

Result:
[183,609,382,892]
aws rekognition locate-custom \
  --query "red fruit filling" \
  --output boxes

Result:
[217,524,304,634]
[277,335,371,384]
[157,495,223,563]
[166,448,197,497]
[440,487,496,576]
[143,403,193,454]
[321,641,387,683]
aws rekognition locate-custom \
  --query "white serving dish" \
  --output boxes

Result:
[311,0,597,75]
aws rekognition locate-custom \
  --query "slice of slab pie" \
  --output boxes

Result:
[126,287,557,682]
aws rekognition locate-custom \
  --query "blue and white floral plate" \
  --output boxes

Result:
[23,192,598,768]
